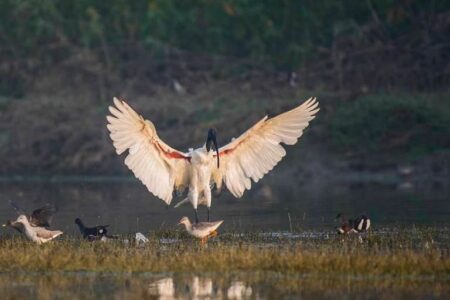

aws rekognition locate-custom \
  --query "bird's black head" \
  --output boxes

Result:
[206,128,220,168]
[74,218,82,225]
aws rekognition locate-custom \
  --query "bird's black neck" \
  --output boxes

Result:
[76,221,85,231]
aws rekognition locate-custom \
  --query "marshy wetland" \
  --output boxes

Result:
[1,1,449,299]
[0,179,448,299]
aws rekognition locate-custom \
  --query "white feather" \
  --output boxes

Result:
[107,97,319,209]
[106,97,190,204]
[215,97,319,198]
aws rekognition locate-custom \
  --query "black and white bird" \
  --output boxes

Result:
[336,213,371,234]
[74,218,110,240]
[106,97,319,223]
[353,215,371,233]
[3,201,56,234]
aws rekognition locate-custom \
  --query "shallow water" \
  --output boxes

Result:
[0,271,448,300]
[0,177,448,299]
[0,177,448,234]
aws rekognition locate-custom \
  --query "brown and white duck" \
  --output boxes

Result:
[336,213,371,234]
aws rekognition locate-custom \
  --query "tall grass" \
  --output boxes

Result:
[0,229,448,275]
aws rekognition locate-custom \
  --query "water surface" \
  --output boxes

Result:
[0,272,448,300]
[0,177,448,299]
[0,177,448,234]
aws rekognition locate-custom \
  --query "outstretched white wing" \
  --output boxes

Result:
[106,98,190,204]
[213,97,319,198]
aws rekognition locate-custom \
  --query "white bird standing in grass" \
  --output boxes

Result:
[13,215,63,244]
[107,97,319,222]
[178,216,223,245]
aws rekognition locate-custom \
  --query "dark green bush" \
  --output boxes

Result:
[329,95,450,157]
[1,0,448,68]
[0,0,448,97]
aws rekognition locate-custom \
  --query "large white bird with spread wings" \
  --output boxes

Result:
[107,97,319,222]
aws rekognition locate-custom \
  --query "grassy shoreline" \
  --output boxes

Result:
[0,229,448,276]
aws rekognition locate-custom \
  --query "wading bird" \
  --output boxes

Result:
[178,216,223,245]
[3,202,56,233]
[74,218,111,240]
[107,97,319,222]
[336,213,371,234]
[13,215,63,244]
[353,215,371,232]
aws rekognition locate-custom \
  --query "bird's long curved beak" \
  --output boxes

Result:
[206,128,220,168]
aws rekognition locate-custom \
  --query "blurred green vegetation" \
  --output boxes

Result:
[0,1,448,173]
[0,0,449,96]
[330,94,450,158]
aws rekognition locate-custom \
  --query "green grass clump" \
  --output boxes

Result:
[0,228,448,276]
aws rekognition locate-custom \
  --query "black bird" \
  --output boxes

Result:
[75,218,110,240]
[3,201,56,233]
[335,213,371,235]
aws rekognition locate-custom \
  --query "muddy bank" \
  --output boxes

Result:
[0,75,448,180]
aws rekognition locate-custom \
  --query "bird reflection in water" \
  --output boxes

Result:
[186,276,213,298]
[227,281,253,299]
[148,276,253,299]
[148,278,175,300]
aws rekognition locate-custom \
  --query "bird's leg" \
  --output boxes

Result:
[190,188,199,223]
[200,237,207,246]
[204,186,212,222]
[194,209,199,224]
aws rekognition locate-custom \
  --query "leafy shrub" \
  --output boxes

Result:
[329,94,450,157]
[0,0,449,97]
